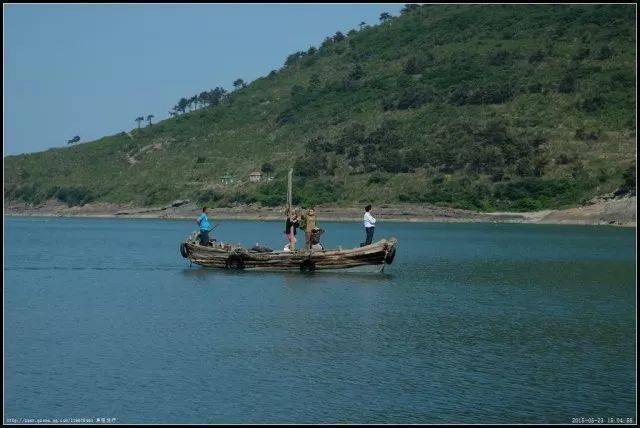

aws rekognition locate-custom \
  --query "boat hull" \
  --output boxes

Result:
[181,238,397,272]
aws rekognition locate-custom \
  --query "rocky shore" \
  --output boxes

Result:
[4,194,636,227]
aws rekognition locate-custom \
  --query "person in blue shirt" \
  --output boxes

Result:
[196,206,213,246]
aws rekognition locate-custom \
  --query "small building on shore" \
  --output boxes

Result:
[249,171,262,183]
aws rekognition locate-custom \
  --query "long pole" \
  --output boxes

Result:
[287,168,293,214]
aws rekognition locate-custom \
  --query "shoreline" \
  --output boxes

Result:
[4,195,636,227]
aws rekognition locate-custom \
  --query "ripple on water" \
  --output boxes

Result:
[3,218,636,423]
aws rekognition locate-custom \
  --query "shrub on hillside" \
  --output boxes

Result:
[572,47,590,61]
[226,191,257,205]
[578,95,605,112]
[431,174,445,184]
[396,86,435,109]
[557,73,577,93]
[594,45,613,60]
[487,49,511,65]
[449,83,514,105]
[304,135,334,154]
[526,82,543,94]
[294,154,330,178]
[366,120,403,149]
[196,190,223,205]
[309,74,321,88]
[290,85,305,101]
[255,180,286,207]
[557,153,573,165]
[337,123,367,149]
[7,184,58,205]
[528,50,545,63]
[378,149,410,173]
[381,96,397,111]
[368,173,388,184]
[348,64,365,80]
[405,147,427,169]
[260,162,274,174]
[276,109,296,125]
[618,162,636,194]
[296,178,344,206]
[493,177,584,208]
[575,128,600,141]
[142,185,173,206]
[403,56,422,75]
[55,187,95,207]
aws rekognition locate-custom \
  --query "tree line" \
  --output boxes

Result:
[164,6,413,120]
[168,86,232,117]
[281,9,403,69]
[77,5,417,140]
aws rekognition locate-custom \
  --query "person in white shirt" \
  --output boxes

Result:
[362,204,376,246]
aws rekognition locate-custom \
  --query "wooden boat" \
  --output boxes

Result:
[179,168,398,272]
[180,236,398,272]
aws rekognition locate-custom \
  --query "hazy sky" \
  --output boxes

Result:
[4,3,404,156]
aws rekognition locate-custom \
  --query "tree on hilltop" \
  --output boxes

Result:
[177,98,188,114]
[285,51,306,67]
[135,117,144,129]
[401,4,420,14]
[198,91,209,107]
[146,115,154,126]
[188,95,198,111]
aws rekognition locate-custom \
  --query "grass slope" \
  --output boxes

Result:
[4,4,636,211]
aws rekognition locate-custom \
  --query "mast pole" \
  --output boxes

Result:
[287,168,293,214]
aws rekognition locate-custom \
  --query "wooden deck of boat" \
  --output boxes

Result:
[183,238,397,271]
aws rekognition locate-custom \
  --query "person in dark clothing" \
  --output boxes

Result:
[284,209,300,251]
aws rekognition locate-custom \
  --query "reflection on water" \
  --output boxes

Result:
[180,266,393,285]
[4,217,636,424]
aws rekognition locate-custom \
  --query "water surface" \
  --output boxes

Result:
[4,217,636,423]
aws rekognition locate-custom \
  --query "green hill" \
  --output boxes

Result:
[4,4,636,212]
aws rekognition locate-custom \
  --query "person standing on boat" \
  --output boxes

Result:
[363,204,376,246]
[196,206,212,246]
[302,207,317,250]
[284,209,299,251]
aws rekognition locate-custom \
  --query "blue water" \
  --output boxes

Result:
[4,217,636,423]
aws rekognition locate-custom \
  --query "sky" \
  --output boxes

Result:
[3,3,404,156]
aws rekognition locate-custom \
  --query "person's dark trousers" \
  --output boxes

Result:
[364,227,375,245]
[199,230,209,246]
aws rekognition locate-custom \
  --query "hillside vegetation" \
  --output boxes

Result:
[4,4,636,212]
